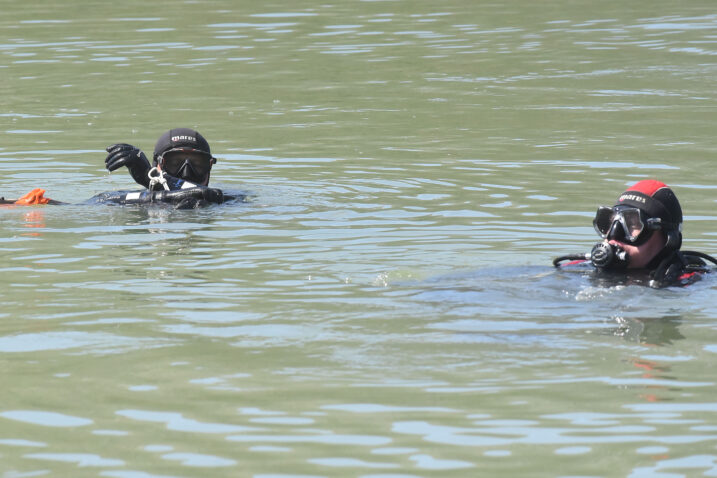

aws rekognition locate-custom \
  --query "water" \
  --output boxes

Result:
[1,0,717,476]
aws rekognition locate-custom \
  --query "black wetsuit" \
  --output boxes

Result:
[2,175,244,209]
[91,169,246,208]
[648,250,714,287]
[554,250,716,288]
[88,185,236,209]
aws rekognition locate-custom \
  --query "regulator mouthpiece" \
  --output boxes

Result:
[590,242,629,269]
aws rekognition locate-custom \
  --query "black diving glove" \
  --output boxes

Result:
[105,143,152,189]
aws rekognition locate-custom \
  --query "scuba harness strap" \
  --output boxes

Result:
[649,250,717,288]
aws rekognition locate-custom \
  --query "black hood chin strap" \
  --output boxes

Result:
[645,234,680,271]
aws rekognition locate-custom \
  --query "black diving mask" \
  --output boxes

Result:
[158,148,215,185]
[593,205,664,245]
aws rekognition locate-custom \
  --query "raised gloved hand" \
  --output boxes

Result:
[105,143,151,188]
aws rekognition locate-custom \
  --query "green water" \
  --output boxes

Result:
[1,1,717,477]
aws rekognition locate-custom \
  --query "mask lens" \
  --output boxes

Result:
[593,207,615,237]
[620,208,644,241]
[161,149,213,177]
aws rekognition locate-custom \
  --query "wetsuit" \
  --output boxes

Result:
[554,250,716,288]
[649,250,714,287]
[87,186,234,209]
[2,177,244,209]
[88,171,245,209]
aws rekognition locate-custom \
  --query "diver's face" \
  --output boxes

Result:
[609,230,665,269]
[159,149,215,186]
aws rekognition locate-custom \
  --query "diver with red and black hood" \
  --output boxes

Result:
[94,128,242,208]
[554,179,717,287]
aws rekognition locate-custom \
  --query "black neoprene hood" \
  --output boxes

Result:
[153,128,212,161]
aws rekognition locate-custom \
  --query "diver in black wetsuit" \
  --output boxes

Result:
[553,179,717,288]
[92,128,240,209]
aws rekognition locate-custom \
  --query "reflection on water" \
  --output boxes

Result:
[1,0,717,477]
[611,315,686,345]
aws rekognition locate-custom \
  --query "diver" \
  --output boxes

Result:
[553,179,717,288]
[1,128,246,209]
[92,128,242,209]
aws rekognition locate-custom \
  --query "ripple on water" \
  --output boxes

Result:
[116,410,256,434]
[0,410,92,427]
[0,331,174,354]
[629,454,717,477]
[408,454,474,470]
[0,438,46,447]
[25,453,124,467]
[227,433,392,446]
[249,417,316,425]
[321,403,455,414]
[307,457,398,469]
[161,452,237,468]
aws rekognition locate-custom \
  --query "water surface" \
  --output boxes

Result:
[1,1,717,476]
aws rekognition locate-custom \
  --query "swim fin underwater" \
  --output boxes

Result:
[0,188,62,206]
